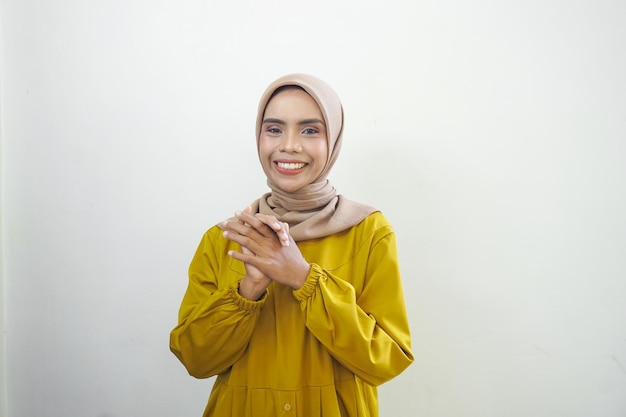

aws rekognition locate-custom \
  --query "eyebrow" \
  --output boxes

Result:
[262,117,326,126]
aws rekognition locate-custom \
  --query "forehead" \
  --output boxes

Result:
[264,88,323,117]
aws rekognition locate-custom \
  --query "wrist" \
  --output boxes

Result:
[239,276,270,301]
[291,262,311,290]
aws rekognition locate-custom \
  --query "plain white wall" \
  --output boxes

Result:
[2,0,626,416]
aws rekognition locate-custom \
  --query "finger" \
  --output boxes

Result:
[275,222,290,247]
[238,206,253,227]
[234,211,276,238]
[255,214,290,247]
[227,249,255,265]
[279,222,290,246]
[254,214,282,232]
[227,249,267,273]
[221,219,257,237]
[221,228,257,253]
[222,213,271,237]
[276,223,290,247]
[222,212,248,230]
[239,209,285,241]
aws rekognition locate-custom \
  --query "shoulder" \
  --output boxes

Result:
[358,211,392,229]
[202,224,225,240]
[195,224,231,254]
[346,211,396,246]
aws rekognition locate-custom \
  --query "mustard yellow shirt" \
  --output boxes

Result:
[170,211,413,417]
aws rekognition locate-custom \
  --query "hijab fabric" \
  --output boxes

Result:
[252,73,377,241]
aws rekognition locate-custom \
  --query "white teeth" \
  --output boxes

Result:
[277,162,306,170]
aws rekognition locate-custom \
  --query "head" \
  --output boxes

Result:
[256,74,344,193]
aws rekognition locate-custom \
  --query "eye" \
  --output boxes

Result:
[265,126,282,135]
[302,127,319,135]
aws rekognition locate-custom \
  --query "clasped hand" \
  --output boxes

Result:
[221,207,311,300]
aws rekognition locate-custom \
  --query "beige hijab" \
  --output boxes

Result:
[251,73,377,242]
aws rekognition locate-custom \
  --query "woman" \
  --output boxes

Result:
[170,73,413,417]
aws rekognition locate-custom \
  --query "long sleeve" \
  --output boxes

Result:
[293,221,413,386]
[169,227,266,379]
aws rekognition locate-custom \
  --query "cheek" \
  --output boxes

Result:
[258,138,273,160]
[311,140,329,165]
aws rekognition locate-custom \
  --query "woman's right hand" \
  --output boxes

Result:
[238,244,272,300]
[221,206,272,300]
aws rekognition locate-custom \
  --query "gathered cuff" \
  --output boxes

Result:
[293,263,324,303]
[228,282,267,311]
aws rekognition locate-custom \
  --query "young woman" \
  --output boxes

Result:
[170,74,413,417]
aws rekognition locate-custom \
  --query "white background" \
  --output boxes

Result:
[2,0,626,416]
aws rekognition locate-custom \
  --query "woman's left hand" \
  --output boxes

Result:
[221,210,311,290]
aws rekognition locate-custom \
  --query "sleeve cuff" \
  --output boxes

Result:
[293,263,324,303]
[228,282,267,311]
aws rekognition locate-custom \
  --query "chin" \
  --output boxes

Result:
[277,184,305,193]
[272,178,309,193]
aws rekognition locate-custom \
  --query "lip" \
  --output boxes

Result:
[273,160,308,175]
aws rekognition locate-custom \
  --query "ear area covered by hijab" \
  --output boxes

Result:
[252,73,377,242]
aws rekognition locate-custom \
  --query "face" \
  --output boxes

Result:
[258,88,329,193]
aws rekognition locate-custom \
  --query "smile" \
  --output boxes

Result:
[276,162,306,170]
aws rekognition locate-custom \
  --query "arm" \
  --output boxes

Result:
[169,228,266,378]
[293,227,414,386]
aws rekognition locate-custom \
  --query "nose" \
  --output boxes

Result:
[279,129,302,153]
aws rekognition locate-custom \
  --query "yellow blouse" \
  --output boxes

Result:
[170,211,413,417]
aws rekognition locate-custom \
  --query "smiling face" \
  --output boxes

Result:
[258,87,329,193]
